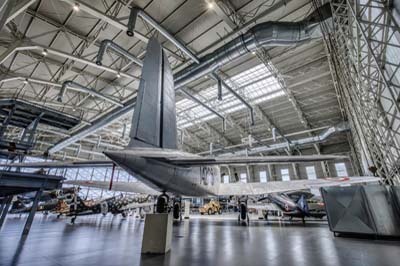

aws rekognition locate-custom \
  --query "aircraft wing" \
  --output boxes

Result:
[217,176,380,196]
[64,180,160,195]
[164,154,348,166]
[0,160,113,168]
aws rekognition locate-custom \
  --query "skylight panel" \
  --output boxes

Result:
[176,63,283,129]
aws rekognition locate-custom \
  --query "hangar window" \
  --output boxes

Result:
[335,163,348,177]
[240,173,247,183]
[281,169,290,181]
[259,171,267,183]
[223,175,230,183]
[306,166,317,180]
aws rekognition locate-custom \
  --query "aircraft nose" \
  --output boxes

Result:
[104,151,127,165]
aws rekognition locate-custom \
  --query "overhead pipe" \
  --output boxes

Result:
[174,12,332,89]
[60,0,185,62]
[0,43,139,80]
[244,122,349,155]
[127,7,200,64]
[180,88,226,132]
[212,73,255,125]
[96,39,143,67]
[58,81,123,107]
[217,77,223,101]
[48,98,136,153]
[0,75,61,88]
[49,6,331,153]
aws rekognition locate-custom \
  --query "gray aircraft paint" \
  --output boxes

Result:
[104,37,378,197]
[128,38,177,149]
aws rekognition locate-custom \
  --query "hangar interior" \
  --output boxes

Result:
[0,0,400,266]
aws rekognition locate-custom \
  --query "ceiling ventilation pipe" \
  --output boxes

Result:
[48,6,331,153]
[58,81,123,107]
[173,7,332,89]
[96,39,143,67]
[243,122,349,155]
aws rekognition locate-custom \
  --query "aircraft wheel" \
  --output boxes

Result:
[207,209,213,215]
[173,202,181,220]
[156,194,169,213]
[240,203,247,221]
[71,217,76,224]
[218,209,222,215]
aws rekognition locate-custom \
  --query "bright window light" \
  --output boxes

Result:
[281,168,290,181]
[223,175,229,184]
[259,171,268,183]
[306,166,317,180]
[335,163,348,177]
[240,173,247,183]
[176,64,283,129]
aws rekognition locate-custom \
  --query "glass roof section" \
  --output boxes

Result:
[176,64,284,129]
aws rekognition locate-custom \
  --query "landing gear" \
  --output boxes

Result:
[156,193,169,213]
[173,199,182,221]
[71,216,76,224]
[238,197,249,225]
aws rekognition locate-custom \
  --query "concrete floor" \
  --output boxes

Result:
[1,213,399,266]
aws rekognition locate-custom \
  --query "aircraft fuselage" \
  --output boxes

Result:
[105,148,220,197]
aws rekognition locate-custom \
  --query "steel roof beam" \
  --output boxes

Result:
[59,0,185,63]
[59,81,123,107]
[0,42,139,80]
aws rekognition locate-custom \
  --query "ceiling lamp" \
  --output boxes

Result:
[73,3,80,11]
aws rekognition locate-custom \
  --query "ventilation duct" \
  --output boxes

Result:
[243,122,349,155]
[48,5,332,153]
[96,40,143,67]
[58,81,123,107]
[174,7,332,89]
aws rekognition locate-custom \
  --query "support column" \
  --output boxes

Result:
[291,163,300,180]
[0,0,13,31]
[321,161,331,177]
[22,188,43,236]
[0,105,16,139]
[267,164,276,181]
[0,196,13,229]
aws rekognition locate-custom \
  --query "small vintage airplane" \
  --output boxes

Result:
[9,187,77,214]
[257,190,326,223]
[54,194,153,223]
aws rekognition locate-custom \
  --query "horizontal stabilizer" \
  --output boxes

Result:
[162,154,349,166]
[217,176,380,196]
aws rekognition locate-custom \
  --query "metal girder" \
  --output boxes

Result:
[0,0,13,31]
[327,0,400,184]
[59,81,123,107]
[0,42,139,80]
[48,98,136,153]
[213,0,240,30]
[5,0,36,26]
[59,0,185,63]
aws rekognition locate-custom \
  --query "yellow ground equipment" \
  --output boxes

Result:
[199,200,222,215]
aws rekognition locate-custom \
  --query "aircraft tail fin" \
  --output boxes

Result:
[127,37,177,149]
[297,195,309,215]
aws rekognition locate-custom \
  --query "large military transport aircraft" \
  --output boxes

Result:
[1,38,379,223]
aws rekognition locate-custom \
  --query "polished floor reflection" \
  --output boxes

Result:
[1,213,399,266]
